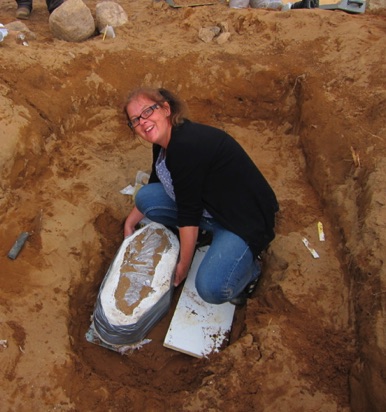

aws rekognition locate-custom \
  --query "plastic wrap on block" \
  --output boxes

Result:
[92,222,180,345]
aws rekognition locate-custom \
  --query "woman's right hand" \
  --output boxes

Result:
[124,206,145,238]
[124,222,136,238]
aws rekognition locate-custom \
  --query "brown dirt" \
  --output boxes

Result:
[0,1,385,411]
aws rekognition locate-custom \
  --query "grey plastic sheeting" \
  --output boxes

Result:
[93,288,174,345]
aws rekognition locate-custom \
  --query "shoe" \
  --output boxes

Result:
[16,6,31,20]
[196,230,212,249]
[281,2,292,11]
[230,276,260,306]
[290,0,319,8]
[230,257,262,306]
[230,291,248,306]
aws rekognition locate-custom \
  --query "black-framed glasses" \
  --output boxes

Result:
[128,104,159,129]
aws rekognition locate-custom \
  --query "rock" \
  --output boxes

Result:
[95,1,128,33]
[216,32,231,45]
[198,26,221,43]
[49,0,96,42]
[219,21,229,33]
[5,21,36,39]
[198,23,231,45]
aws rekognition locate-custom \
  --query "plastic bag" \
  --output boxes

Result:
[120,170,150,197]
[229,0,250,8]
[0,24,9,42]
[250,0,283,8]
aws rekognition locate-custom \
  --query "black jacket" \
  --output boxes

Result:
[149,120,279,256]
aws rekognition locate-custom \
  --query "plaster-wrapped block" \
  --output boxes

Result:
[92,222,180,346]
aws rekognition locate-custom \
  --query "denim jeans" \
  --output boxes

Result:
[16,0,63,13]
[135,183,261,304]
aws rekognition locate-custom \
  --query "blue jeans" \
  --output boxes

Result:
[16,0,63,13]
[135,183,261,304]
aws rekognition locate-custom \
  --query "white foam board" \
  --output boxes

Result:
[164,246,235,358]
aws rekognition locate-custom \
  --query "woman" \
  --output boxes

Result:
[124,87,278,305]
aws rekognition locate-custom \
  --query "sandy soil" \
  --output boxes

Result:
[0,0,385,411]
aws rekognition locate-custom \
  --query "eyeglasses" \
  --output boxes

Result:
[128,104,159,129]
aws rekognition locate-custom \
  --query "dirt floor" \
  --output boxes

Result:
[0,0,385,411]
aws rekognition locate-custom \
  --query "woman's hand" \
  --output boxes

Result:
[174,260,191,286]
[173,226,199,287]
[124,206,145,238]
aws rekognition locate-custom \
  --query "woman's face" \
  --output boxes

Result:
[126,95,172,148]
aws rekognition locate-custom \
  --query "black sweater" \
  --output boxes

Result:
[149,120,279,256]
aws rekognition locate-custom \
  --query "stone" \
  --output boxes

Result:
[49,0,96,42]
[216,32,231,45]
[96,1,128,33]
[368,0,386,9]
[4,21,37,41]
[198,26,221,43]
[219,21,229,33]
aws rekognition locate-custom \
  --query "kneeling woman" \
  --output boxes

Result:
[124,87,279,305]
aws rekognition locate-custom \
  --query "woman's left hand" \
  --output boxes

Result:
[174,261,190,286]
[123,206,145,238]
